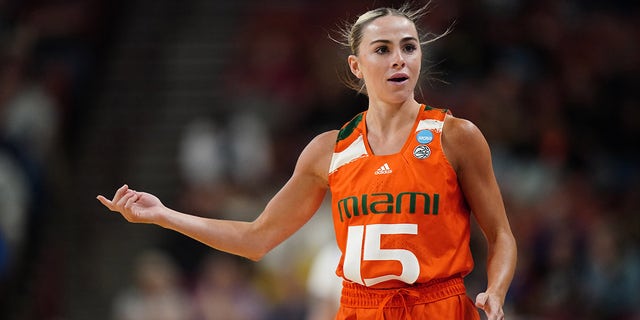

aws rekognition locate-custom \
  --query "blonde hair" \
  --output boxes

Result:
[332,1,451,94]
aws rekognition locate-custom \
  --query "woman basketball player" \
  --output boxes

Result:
[98,3,516,319]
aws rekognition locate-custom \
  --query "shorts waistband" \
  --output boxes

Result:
[340,276,467,309]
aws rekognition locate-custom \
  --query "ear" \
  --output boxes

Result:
[348,55,363,79]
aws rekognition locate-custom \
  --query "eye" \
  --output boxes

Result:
[403,43,418,53]
[374,46,389,54]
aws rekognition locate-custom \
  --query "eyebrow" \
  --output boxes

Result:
[369,36,419,46]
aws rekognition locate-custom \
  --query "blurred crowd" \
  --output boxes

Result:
[0,0,639,319]
[0,0,116,317]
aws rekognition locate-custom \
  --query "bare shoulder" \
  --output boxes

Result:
[310,130,340,148]
[303,130,338,158]
[443,115,485,142]
[295,130,338,185]
[442,115,491,172]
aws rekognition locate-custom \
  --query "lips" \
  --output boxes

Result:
[388,73,409,83]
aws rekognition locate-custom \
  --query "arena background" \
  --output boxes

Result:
[1,0,638,319]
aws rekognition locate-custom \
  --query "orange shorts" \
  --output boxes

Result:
[335,277,480,320]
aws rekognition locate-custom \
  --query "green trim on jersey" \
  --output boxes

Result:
[337,106,448,143]
[424,105,449,114]
[337,112,364,142]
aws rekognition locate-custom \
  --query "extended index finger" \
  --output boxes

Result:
[96,195,114,210]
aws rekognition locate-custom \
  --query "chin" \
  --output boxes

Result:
[384,92,414,104]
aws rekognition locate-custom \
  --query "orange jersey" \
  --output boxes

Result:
[328,105,474,289]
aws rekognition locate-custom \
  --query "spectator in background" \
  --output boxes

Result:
[177,118,227,217]
[0,149,30,279]
[581,219,640,319]
[305,242,342,320]
[192,253,267,320]
[112,249,192,320]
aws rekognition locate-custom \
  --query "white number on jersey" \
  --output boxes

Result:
[343,223,420,286]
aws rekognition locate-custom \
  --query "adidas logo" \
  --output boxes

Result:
[374,163,393,175]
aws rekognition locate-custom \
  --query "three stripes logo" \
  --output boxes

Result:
[374,163,393,175]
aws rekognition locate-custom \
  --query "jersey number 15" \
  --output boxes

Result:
[343,223,420,286]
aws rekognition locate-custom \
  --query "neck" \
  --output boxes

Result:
[366,99,421,134]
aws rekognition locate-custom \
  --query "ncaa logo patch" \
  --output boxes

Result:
[413,145,431,159]
[416,130,433,144]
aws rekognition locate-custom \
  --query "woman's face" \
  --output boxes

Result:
[349,15,421,105]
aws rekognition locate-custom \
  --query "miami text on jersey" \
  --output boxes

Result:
[337,191,440,222]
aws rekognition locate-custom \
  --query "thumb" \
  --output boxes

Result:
[475,292,489,309]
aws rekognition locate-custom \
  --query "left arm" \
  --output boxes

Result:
[443,116,517,320]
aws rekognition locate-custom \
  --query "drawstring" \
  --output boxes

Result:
[376,288,421,320]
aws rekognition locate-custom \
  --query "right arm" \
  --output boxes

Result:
[97,131,338,261]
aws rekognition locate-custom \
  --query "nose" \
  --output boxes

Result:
[392,49,406,68]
